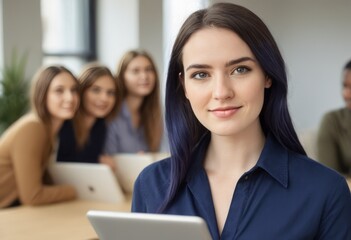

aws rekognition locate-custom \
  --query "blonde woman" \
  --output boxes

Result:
[0,66,79,208]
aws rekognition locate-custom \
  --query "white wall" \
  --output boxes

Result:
[1,0,42,79]
[213,0,351,132]
[162,0,209,100]
[139,0,163,77]
[96,0,139,73]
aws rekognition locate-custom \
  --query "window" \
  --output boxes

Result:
[163,0,209,74]
[41,0,96,74]
[161,0,209,100]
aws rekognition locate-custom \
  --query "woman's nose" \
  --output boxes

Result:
[100,91,113,102]
[64,90,74,101]
[140,70,148,80]
[212,74,234,100]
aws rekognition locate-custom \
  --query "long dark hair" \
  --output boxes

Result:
[161,2,306,212]
[344,59,351,70]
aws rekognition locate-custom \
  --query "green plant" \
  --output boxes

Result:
[0,50,29,134]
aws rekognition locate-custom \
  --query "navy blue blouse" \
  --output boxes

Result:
[57,119,106,163]
[132,134,351,240]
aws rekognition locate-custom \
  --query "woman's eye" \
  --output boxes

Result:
[107,90,116,97]
[131,69,140,74]
[91,87,101,93]
[54,88,64,94]
[145,67,154,73]
[192,72,208,79]
[232,66,250,75]
[71,86,78,93]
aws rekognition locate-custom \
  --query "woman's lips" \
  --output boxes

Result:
[209,106,241,118]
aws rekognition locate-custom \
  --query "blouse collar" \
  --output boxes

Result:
[186,132,289,188]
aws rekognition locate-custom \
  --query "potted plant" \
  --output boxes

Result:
[0,50,29,134]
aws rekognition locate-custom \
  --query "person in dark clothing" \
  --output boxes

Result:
[57,63,119,172]
[132,3,351,240]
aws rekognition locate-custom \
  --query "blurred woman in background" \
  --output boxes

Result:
[57,64,119,171]
[317,60,351,188]
[104,50,164,154]
[0,65,79,208]
[317,59,351,180]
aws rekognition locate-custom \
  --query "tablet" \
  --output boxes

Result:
[48,162,125,203]
[87,210,212,240]
[113,153,169,193]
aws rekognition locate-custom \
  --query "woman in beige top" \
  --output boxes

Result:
[0,65,79,208]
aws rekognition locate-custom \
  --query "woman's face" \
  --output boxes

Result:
[83,75,116,118]
[182,27,271,137]
[342,69,351,109]
[123,56,156,98]
[46,72,79,121]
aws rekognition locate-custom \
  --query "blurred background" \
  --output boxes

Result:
[0,0,350,135]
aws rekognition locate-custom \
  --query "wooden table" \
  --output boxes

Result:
[1,178,349,240]
[0,198,131,240]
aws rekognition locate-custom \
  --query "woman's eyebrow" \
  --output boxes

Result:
[225,57,256,67]
[185,57,256,72]
[185,64,212,72]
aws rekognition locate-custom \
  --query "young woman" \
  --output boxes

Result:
[104,50,163,154]
[57,64,118,171]
[0,66,79,208]
[132,3,351,239]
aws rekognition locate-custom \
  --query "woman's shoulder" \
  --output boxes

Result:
[288,153,351,214]
[18,114,47,133]
[289,152,348,190]
[138,157,171,183]
[323,108,350,122]
[135,157,171,195]
[0,113,49,150]
[2,113,46,137]
[132,157,171,212]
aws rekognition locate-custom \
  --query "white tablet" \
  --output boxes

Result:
[87,210,212,240]
[113,153,169,193]
[48,162,125,203]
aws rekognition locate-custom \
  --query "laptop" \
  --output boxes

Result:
[48,162,125,203]
[87,210,212,240]
[113,153,169,194]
